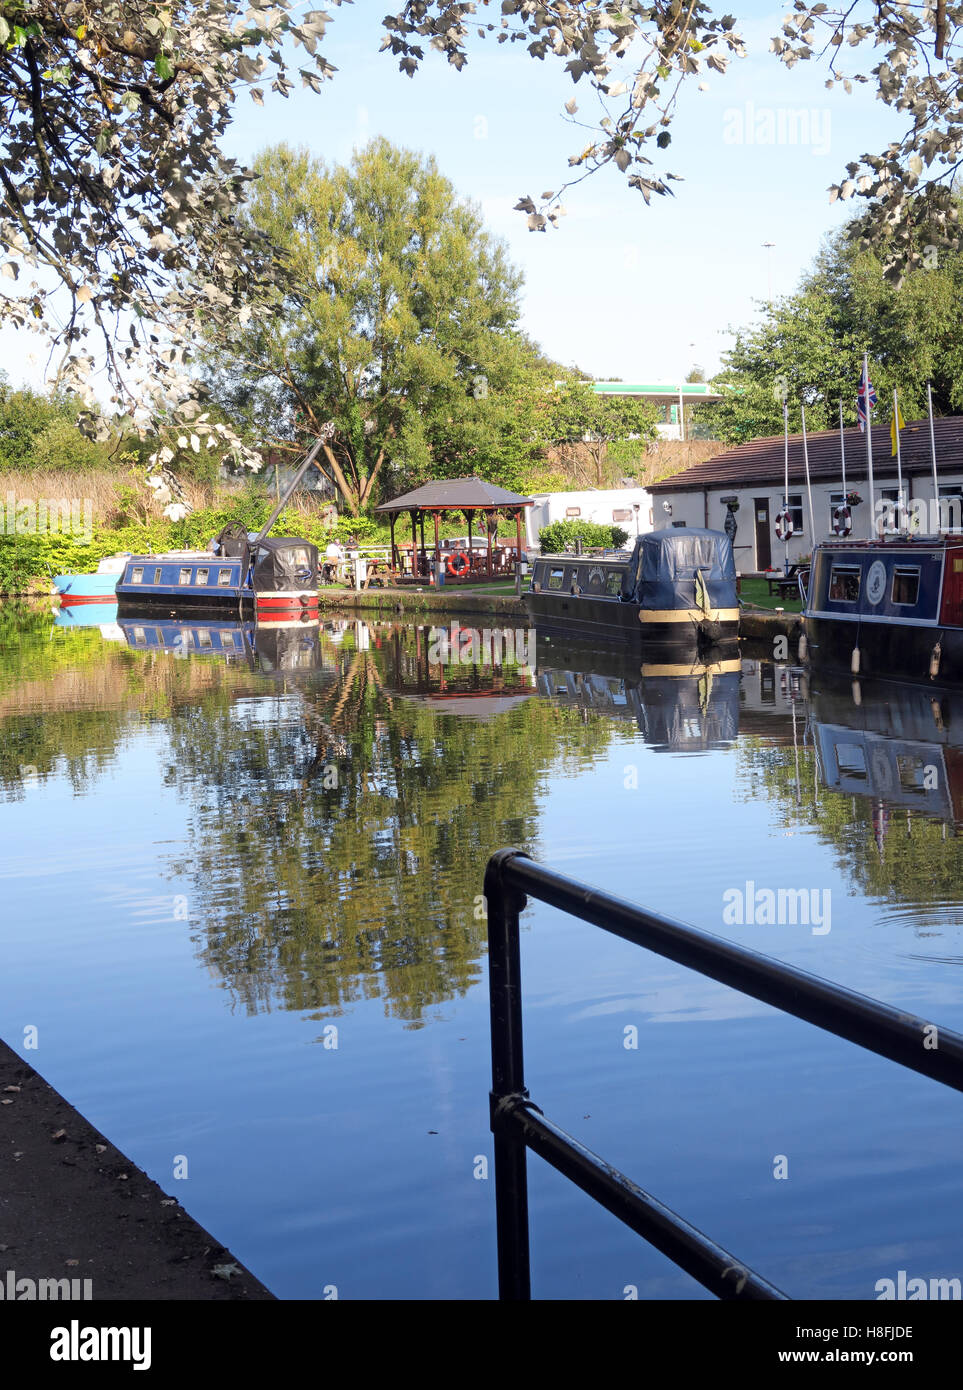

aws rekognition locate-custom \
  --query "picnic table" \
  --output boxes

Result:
[766,564,803,599]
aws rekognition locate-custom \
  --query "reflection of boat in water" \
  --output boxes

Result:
[534,635,742,751]
[117,616,322,673]
[53,603,125,640]
[809,673,963,822]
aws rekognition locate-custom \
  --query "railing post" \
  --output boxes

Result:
[485,849,531,1300]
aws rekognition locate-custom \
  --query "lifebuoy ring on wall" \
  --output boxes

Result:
[832,505,852,537]
[774,509,794,542]
[446,550,470,577]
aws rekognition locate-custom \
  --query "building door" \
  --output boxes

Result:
[754,498,771,571]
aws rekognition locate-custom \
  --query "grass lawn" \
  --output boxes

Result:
[739,576,802,612]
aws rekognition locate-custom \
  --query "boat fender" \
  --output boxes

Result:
[930,640,942,679]
[852,680,862,707]
[798,631,808,662]
[851,645,861,675]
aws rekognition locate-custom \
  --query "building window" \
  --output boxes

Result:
[781,494,804,533]
[131,567,144,584]
[218,568,233,587]
[828,564,861,602]
[196,568,209,585]
[938,486,963,530]
[891,566,920,606]
[878,488,902,533]
[829,492,846,533]
[179,567,192,585]
[548,567,565,590]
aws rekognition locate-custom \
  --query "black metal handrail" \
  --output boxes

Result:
[484,848,963,1301]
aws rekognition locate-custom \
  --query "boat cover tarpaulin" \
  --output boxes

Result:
[252,537,319,592]
[629,528,736,609]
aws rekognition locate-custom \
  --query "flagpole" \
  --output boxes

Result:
[863,353,876,537]
[928,382,941,533]
[802,405,816,544]
[839,398,847,501]
[783,399,790,573]
[893,388,904,532]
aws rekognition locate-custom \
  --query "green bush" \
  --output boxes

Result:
[538,518,630,554]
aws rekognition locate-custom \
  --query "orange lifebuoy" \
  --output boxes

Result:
[833,505,852,537]
[774,509,794,542]
[446,550,470,577]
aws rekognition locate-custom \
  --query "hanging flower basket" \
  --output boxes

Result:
[846,491,862,507]
[725,500,740,513]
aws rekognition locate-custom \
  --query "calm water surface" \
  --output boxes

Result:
[1,603,962,1299]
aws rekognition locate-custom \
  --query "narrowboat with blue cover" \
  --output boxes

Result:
[117,616,322,672]
[526,528,739,652]
[802,537,963,683]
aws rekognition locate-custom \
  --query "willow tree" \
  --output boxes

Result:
[203,140,527,514]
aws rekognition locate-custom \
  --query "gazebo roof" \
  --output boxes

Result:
[375,476,534,513]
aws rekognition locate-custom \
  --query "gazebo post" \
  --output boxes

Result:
[466,509,473,581]
[486,508,493,579]
[433,512,440,576]
[389,514,396,575]
[410,508,417,579]
[419,511,426,576]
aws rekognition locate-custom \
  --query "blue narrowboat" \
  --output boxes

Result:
[115,435,330,618]
[802,537,963,682]
[526,528,740,653]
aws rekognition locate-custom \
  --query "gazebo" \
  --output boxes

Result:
[375,476,534,583]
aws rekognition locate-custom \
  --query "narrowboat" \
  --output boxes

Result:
[117,615,322,672]
[52,552,131,604]
[115,435,328,618]
[802,537,963,683]
[526,528,739,652]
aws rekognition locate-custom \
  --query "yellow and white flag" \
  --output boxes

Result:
[890,399,905,456]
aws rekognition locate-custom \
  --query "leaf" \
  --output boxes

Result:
[564,98,578,114]
[0,17,8,43]
[1,262,18,280]
[154,54,173,81]
[76,284,93,302]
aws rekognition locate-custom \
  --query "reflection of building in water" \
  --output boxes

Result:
[379,623,537,721]
[809,677,963,825]
[534,636,742,751]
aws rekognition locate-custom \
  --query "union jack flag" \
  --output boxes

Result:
[857,363,877,433]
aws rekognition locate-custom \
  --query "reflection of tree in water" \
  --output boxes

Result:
[164,626,616,1028]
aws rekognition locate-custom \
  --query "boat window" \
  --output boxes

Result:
[548,568,565,590]
[197,629,213,649]
[196,568,209,585]
[131,566,144,584]
[585,567,606,593]
[828,565,861,602]
[891,566,920,606]
[606,572,623,596]
[132,626,146,644]
[612,509,633,522]
[896,754,929,793]
[179,567,192,585]
[153,568,162,584]
[835,743,867,779]
[222,630,235,648]
[218,568,233,587]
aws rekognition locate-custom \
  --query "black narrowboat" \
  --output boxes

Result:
[525,528,739,652]
[802,537,963,682]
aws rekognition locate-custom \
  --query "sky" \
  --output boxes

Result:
[0,1,905,393]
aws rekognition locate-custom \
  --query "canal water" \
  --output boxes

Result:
[1,603,961,1299]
